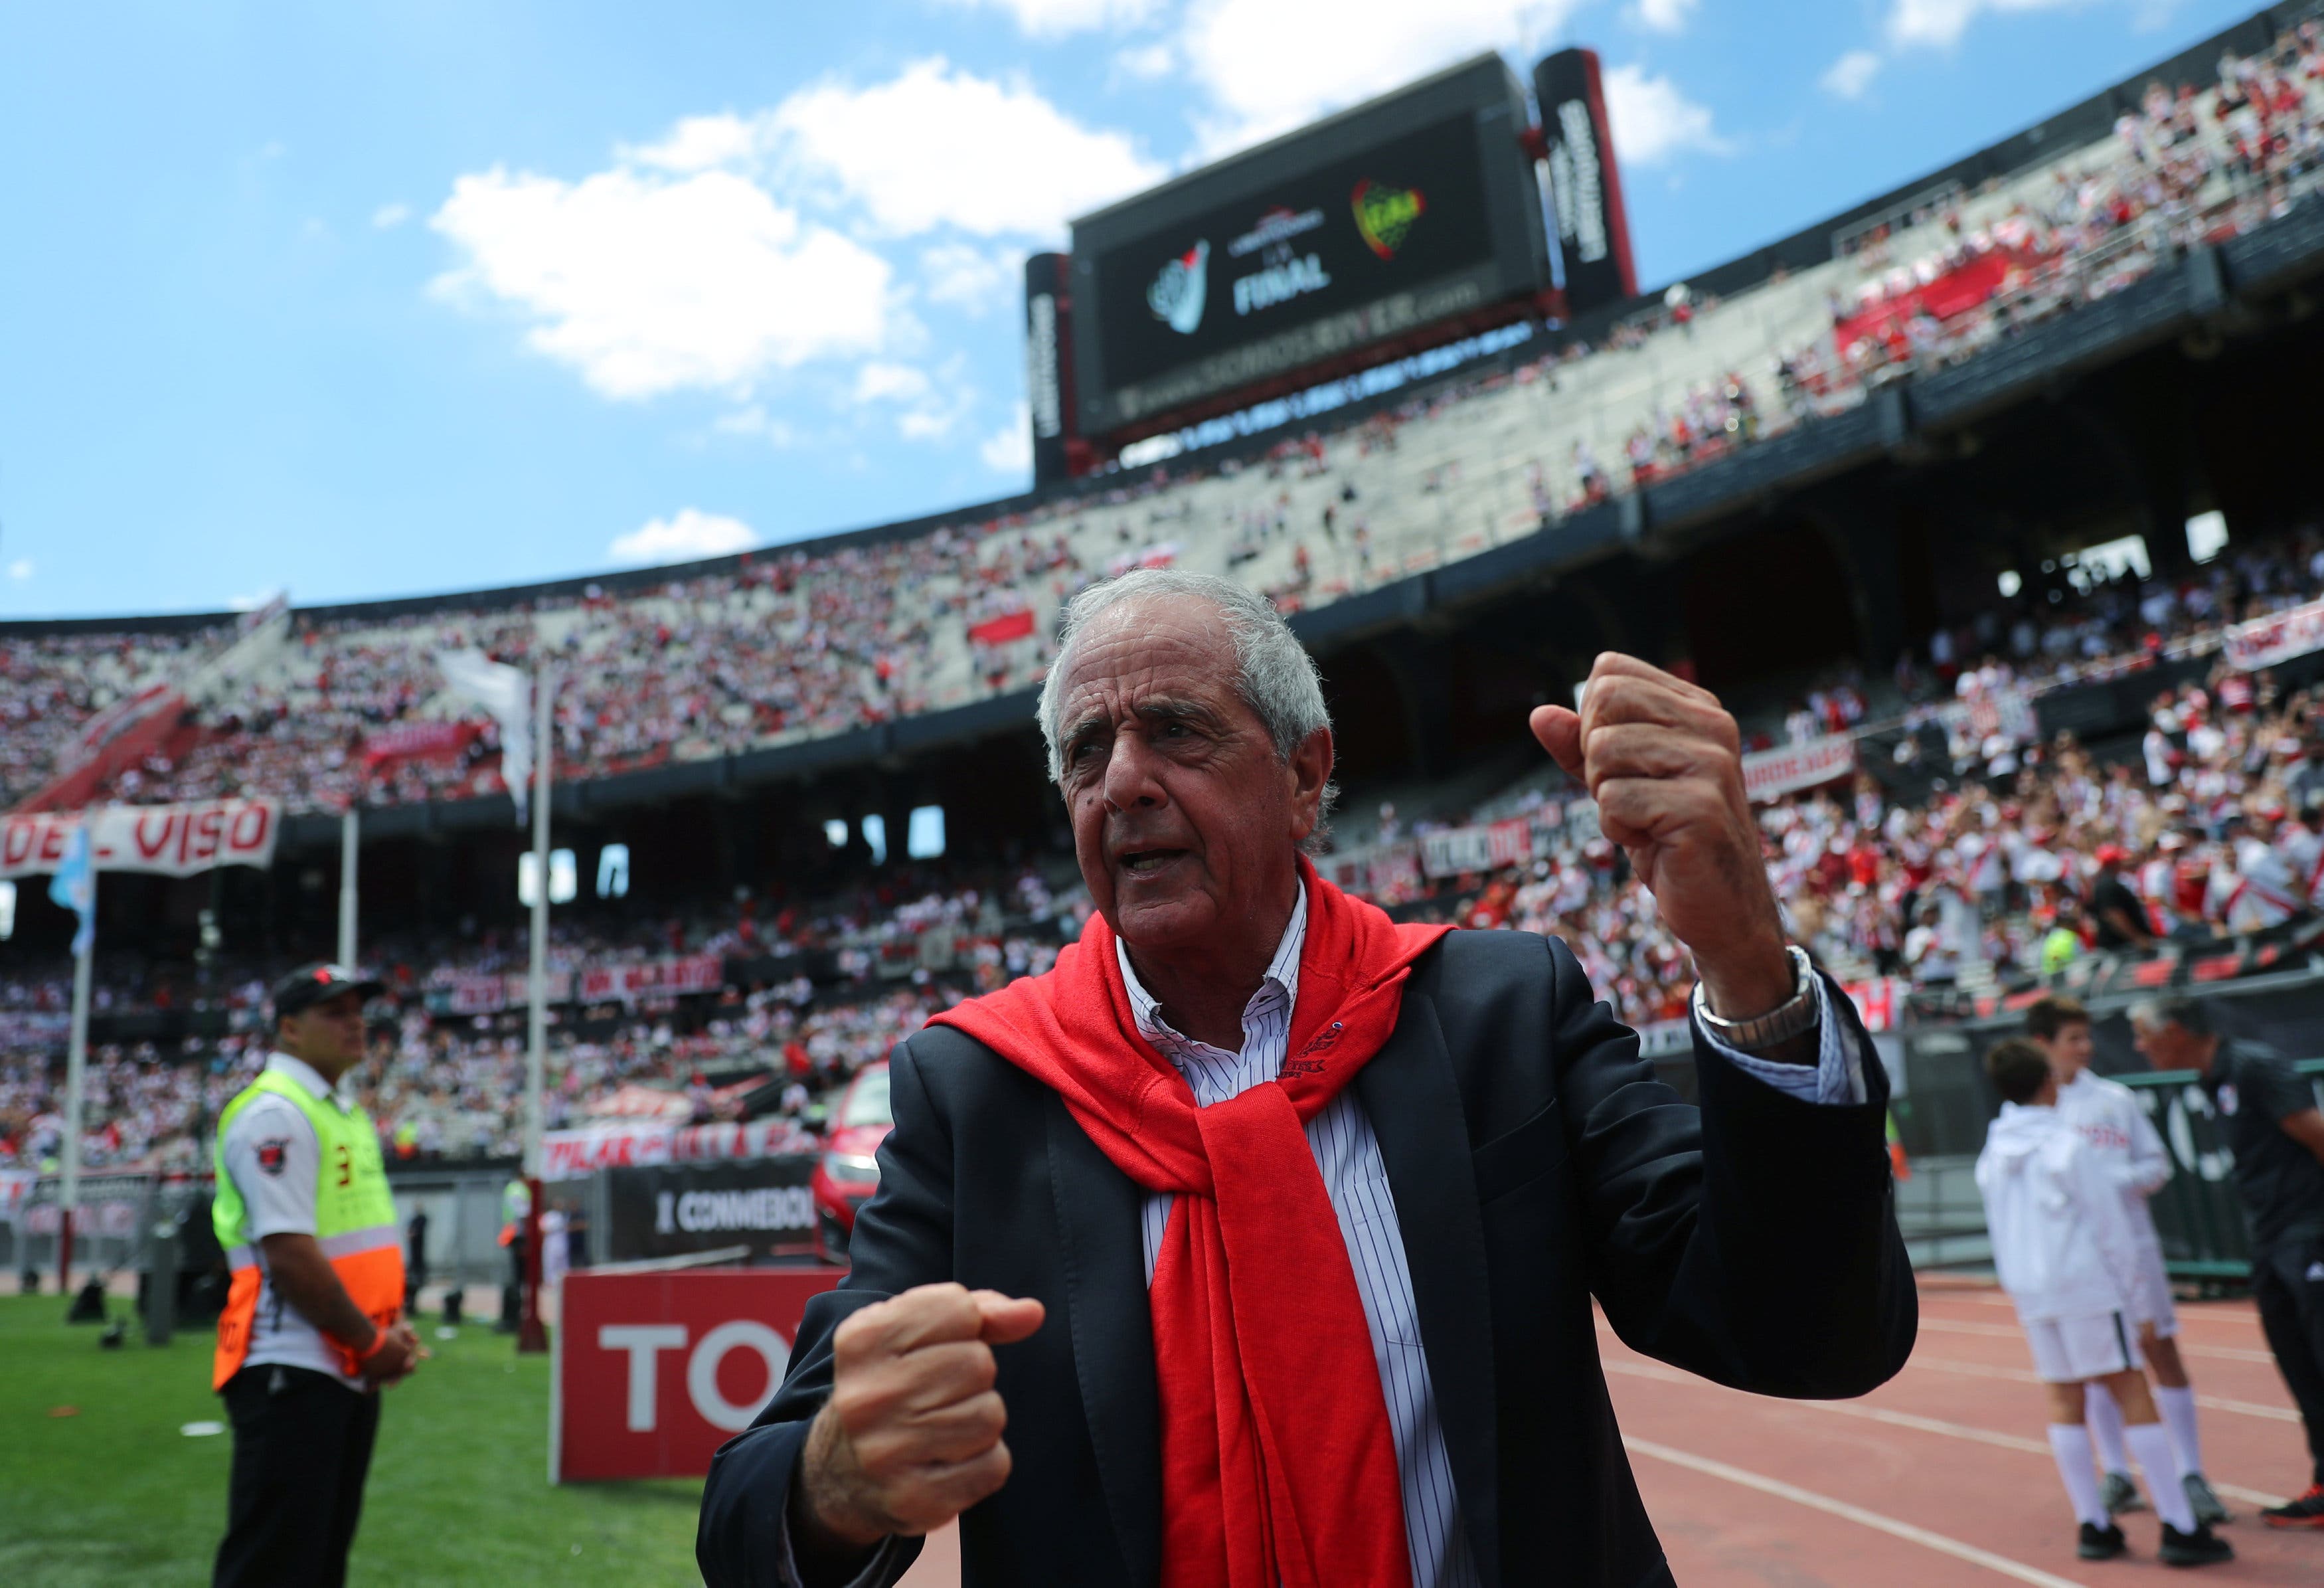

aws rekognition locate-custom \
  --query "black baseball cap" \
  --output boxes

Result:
[271,962,386,1023]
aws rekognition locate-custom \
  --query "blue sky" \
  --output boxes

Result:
[0,0,2264,618]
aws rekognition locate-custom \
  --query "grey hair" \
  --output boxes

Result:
[1038,569,1336,833]
[2131,995,2210,1037]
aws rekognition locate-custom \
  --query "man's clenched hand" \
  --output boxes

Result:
[793,1283,1046,1556]
[1531,652,1795,1021]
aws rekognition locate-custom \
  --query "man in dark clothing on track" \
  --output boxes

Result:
[2136,996,2324,1528]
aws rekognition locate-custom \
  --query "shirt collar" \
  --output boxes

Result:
[1117,883,1307,1050]
[266,1051,344,1107]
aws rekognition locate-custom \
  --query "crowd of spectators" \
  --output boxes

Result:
[0,867,1078,1176]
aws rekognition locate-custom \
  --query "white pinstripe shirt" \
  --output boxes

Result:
[1119,887,1865,1588]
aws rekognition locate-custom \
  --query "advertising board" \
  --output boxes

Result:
[1023,251,1077,485]
[1069,54,1548,438]
[552,1267,841,1481]
[1532,47,1638,318]
[602,1156,821,1263]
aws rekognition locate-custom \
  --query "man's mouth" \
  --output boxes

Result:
[1117,848,1188,877]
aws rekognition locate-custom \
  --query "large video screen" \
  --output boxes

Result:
[1069,60,1547,438]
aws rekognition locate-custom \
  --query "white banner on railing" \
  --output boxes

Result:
[1740,736,1857,804]
[1419,817,1536,879]
[580,953,724,1005]
[540,1118,815,1182]
[2224,597,2324,672]
[432,952,725,1015]
[0,798,282,879]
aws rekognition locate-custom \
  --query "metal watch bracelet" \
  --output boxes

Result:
[1692,944,1819,1051]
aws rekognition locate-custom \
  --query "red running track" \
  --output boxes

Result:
[1609,1275,2316,1584]
[888,1275,2317,1585]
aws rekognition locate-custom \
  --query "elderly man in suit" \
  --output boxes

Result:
[700,569,1916,1588]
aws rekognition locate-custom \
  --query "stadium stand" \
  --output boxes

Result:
[11,515,2324,1174]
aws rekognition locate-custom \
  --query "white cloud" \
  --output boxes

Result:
[1821,48,1883,99]
[1631,0,1697,33]
[981,404,1033,474]
[1884,0,2080,50]
[432,60,1147,418]
[623,114,764,173]
[852,360,976,441]
[1178,0,1580,154]
[429,165,894,399]
[922,242,1019,315]
[855,362,935,404]
[1114,41,1177,80]
[608,509,758,565]
[936,0,1161,37]
[769,60,1164,238]
[371,202,412,229]
[226,587,283,611]
[6,559,31,581]
[598,62,1161,241]
[714,405,798,446]
[1601,62,1733,165]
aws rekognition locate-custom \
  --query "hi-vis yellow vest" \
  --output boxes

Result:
[212,1069,404,1390]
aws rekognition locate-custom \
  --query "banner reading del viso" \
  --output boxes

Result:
[0,798,282,880]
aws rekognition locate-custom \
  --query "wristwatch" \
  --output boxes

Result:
[1692,944,1820,1051]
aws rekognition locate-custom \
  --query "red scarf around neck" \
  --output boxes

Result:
[932,859,1451,1588]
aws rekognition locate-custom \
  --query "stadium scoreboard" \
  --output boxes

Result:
[1066,55,1552,444]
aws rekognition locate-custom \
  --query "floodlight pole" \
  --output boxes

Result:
[337,805,359,969]
[518,664,552,1354]
[58,885,93,1294]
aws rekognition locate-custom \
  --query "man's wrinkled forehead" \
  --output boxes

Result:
[1058,599,1240,724]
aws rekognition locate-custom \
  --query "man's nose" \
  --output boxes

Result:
[1100,733,1166,812]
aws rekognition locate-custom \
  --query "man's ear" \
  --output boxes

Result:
[1287,726,1335,842]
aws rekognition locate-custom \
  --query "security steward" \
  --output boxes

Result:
[211,964,421,1587]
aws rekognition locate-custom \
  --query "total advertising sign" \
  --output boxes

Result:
[553,1267,841,1482]
[0,798,282,880]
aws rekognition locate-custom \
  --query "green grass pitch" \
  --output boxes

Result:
[0,1293,704,1585]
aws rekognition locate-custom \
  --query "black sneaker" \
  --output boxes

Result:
[2078,1520,2127,1559]
[2182,1472,2231,1526]
[2099,1470,2145,1515]
[2261,1482,2324,1528]
[2157,1521,2234,1566]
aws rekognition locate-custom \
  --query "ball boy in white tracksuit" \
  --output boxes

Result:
[2025,994,2228,1524]
[1975,1038,2233,1565]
